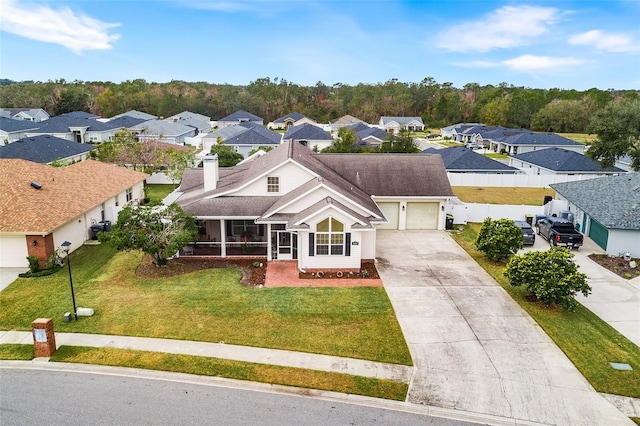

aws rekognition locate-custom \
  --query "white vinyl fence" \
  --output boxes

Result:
[447,199,569,225]
[447,173,604,188]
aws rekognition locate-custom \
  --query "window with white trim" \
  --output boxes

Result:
[267,176,279,193]
[125,187,133,202]
[315,217,344,255]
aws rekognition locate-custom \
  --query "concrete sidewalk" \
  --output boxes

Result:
[0,330,411,383]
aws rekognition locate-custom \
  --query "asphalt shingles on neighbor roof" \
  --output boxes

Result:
[511,148,625,172]
[0,135,95,163]
[130,119,195,136]
[0,117,40,132]
[0,159,148,233]
[31,115,117,133]
[550,173,640,230]
[499,131,581,146]
[274,112,306,123]
[421,146,517,172]
[283,123,332,140]
[218,110,262,122]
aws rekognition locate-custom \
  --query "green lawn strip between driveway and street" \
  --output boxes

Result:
[0,344,34,360]
[43,345,407,401]
[450,223,640,399]
[452,186,555,205]
[0,244,412,366]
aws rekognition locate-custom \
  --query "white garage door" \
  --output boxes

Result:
[377,202,400,230]
[406,202,438,230]
[0,236,29,267]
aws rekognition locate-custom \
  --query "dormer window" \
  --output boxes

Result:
[267,176,279,193]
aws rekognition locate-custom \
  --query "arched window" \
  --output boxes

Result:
[315,217,344,255]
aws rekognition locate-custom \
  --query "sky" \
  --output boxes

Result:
[0,0,639,90]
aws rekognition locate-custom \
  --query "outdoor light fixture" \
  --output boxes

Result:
[32,240,37,246]
[61,241,77,321]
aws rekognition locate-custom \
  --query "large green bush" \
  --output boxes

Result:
[504,247,591,311]
[474,218,523,261]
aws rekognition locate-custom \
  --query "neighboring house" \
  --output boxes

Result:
[215,110,263,128]
[130,120,197,144]
[25,113,123,143]
[329,115,367,132]
[422,146,519,174]
[111,110,158,121]
[347,123,389,147]
[550,173,640,257]
[0,135,95,164]
[440,123,483,140]
[510,148,626,176]
[173,140,455,272]
[0,159,147,267]
[0,117,40,144]
[163,111,212,134]
[379,116,425,133]
[201,122,281,157]
[269,112,317,130]
[0,108,50,122]
[282,123,333,151]
[104,115,148,130]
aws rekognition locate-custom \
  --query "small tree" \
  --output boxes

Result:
[210,139,244,167]
[379,129,420,153]
[505,247,590,311]
[474,218,524,261]
[100,204,198,266]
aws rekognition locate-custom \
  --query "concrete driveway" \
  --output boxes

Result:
[376,230,631,425]
[0,268,28,292]
[520,234,640,347]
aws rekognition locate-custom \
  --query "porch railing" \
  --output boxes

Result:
[182,241,268,257]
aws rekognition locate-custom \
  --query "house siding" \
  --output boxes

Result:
[234,162,315,196]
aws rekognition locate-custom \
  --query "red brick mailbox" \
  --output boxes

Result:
[32,318,56,357]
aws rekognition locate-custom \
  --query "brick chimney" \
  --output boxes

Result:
[203,154,219,192]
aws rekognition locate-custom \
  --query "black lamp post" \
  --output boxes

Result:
[61,241,77,320]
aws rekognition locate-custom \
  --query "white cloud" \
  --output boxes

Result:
[569,30,640,54]
[0,0,120,54]
[435,5,560,52]
[502,55,584,71]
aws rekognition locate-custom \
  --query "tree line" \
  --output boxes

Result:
[1,77,638,132]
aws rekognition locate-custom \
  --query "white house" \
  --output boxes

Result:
[379,116,425,133]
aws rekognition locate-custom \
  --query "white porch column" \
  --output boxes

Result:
[220,219,227,257]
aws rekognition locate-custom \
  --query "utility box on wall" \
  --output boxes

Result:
[31,318,56,357]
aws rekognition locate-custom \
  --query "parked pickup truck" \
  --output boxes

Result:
[536,217,584,249]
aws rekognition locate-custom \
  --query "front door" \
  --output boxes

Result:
[277,231,293,260]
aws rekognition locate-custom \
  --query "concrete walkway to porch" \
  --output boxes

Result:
[264,261,383,287]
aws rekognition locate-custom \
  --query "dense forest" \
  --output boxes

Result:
[1,77,638,133]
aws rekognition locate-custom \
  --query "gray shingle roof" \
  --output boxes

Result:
[203,123,280,145]
[106,116,148,129]
[274,112,306,123]
[511,148,625,172]
[550,173,640,230]
[421,146,518,172]
[111,110,157,120]
[497,131,581,146]
[30,115,116,133]
[218,110,262,123]
[283,123,332,140]
[0,135,95,163]
[0,117,40,132]
[130,120,196,137]
[380,116,424,126]
[330,115,367,126]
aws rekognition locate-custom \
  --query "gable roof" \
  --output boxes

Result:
[218,110,262,123]
[380,116,424,126]
[57,111,100,119]
[0,159,148,234]
[111,110,157,120]
[30,115,117,133]
[0,117,40,133]
[106,115,148,129]
[163,111,211,131]
[421,146,518,172]
[0,135,95,163]
[203,123,281,146]
[330,115,366,126]
[497,131,582,147]
[130,119,196,137]
[550,173,640,230]
[274,112,306,123]
[283,123,332,141]
[0,108,49,121]
[511,148,625,172]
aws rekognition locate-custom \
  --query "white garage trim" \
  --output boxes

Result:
[406,202,439,230]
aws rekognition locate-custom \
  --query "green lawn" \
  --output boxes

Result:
[450,224,640,398]
[0,244,411,366]
[144,184,177,203]
[49,346,408,400]
[557,133,597,145]
[483,153,509,159]
[452,186,555,205]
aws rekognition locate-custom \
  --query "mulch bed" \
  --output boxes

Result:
[136,256,266,287]
[298,261,380,280]
[588,254,640,280]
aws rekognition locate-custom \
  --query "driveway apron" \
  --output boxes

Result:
[376,230,631,425]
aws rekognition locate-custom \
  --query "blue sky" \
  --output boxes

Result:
[1,0,639,90]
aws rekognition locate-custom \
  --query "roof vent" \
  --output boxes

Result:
[31,181,42,190]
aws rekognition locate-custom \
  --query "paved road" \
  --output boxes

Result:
[375,230,632,425]
[0,366,478,426]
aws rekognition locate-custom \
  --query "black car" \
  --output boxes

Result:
[514,220,536,245]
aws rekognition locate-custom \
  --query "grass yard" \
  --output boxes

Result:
[452,186,555,205]
[50,346,408,401]
[144,184,177,203]
[0,244,411,366]
[483,153,509,159]
[450,224,640,398]
[557,133,597,145]
[0,344,34,360]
